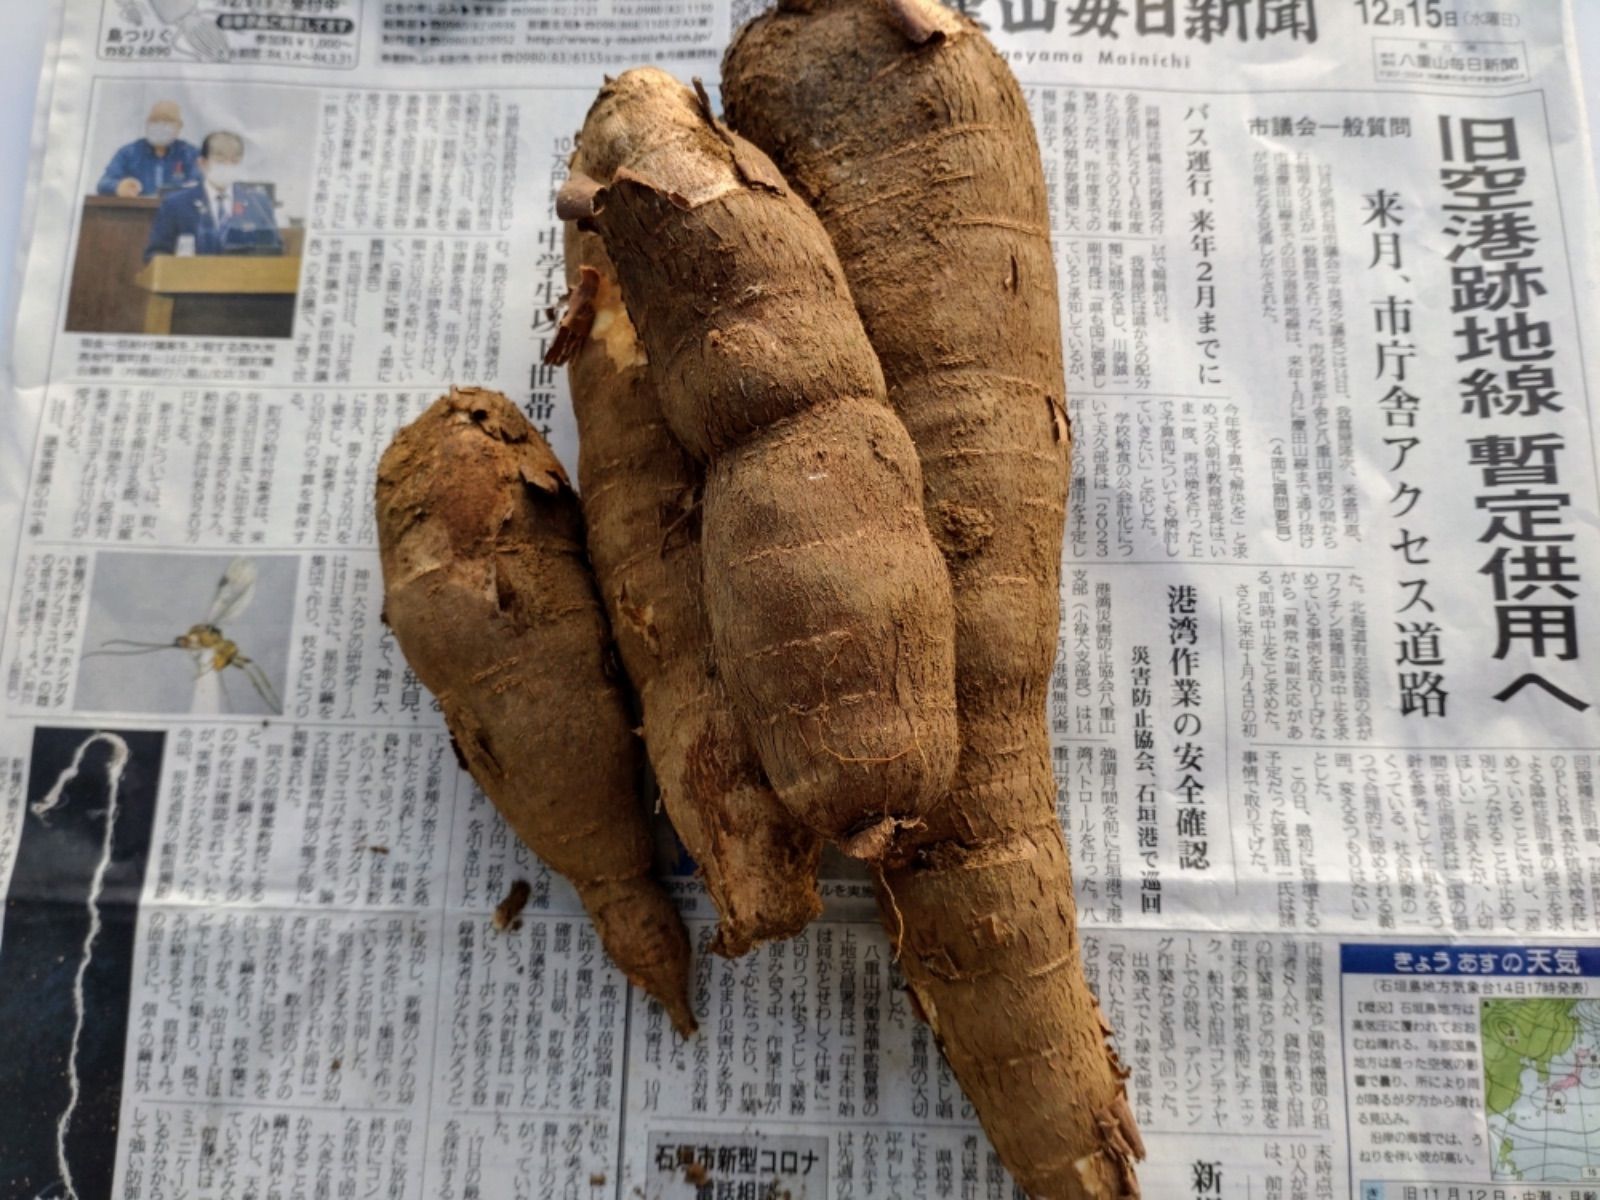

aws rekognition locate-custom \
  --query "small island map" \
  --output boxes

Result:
[1483,998,1600,1182]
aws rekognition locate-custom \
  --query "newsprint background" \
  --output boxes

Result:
[3,1,1600,1198]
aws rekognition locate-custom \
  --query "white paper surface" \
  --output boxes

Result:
[2,2,1600,1198]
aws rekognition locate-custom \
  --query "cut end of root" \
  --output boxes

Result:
[557,172,608,220]
[838,815,919,861]
[882,0,950,45]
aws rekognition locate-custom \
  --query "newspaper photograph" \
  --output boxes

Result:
[1,0,1598,1197]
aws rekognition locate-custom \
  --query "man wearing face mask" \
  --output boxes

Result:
[96,100,200,198]
[144,130,282,261]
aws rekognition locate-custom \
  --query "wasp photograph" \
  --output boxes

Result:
[74,552,295,716]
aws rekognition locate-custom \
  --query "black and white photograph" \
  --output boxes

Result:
[0,726,165,1200]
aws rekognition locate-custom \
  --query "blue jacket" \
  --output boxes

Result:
[144,181,282,261]
[96,138,200,196]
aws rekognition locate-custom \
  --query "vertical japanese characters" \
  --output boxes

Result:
[1438,115,1587,714]
[1169,586,1208,871]
[1131,644,1162,915]
[1187,106,1223,388]
[1359,183,1444,716]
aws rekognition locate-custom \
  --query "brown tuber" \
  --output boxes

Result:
[724,0,1144,1194]
[376,387,695,1035]
[549,226,824,956]
[560,68,959,857]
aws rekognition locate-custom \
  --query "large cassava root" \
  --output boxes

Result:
[549,226,823,956]
[724,2,1144,1195]
[376,387,695,1035]
[560,68,958,857]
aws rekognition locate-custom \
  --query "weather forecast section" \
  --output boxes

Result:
[1340,943,1600,1198]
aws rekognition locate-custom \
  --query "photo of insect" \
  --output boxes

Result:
[82,557,282,713]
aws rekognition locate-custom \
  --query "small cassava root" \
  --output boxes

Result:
[376,387,695,1035]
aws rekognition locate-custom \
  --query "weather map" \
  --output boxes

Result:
[1483,998,1600,1182]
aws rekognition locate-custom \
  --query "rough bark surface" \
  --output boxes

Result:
[376,387,695,1034]
[724,2,1143,1194]
[565,68,958,855]
[553,226,823,956]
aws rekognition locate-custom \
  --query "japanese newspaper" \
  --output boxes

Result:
[2,1,1599,1197]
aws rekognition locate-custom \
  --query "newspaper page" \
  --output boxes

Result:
[1,1,1598,1197]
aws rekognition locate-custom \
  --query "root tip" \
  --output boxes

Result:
[663,995,699,1039]
[1073,1090,1145,1198]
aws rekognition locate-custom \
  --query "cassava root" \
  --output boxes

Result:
[725,1,1144,1192]
[550,227,823,956]
[377,387,695,1035]
[560,68,958,858]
